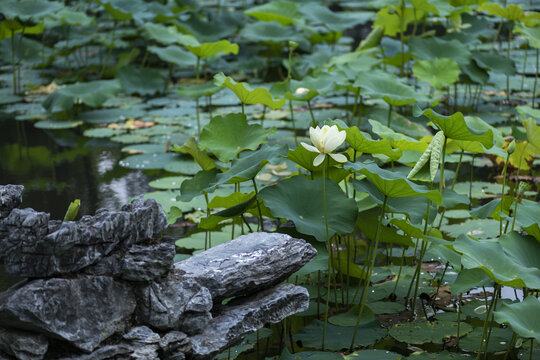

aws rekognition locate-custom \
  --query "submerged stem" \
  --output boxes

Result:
[349,195,388,351]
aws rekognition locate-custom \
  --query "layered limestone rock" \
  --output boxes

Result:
[0,185,316,360]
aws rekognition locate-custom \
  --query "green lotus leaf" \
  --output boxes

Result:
[98,0,150,22]
[177,82,222,99]
[42,80,122,112]
[345,162,442,204]
[163,159,202,175]
[172,136,215,171]
[409,37,472,65]
[209,192,256,217]
[148,45,197,67]
[353,178,437,224]
[473,52,516,76]
[369,120,430,152]
[148,176,188,190]
[83,128,125,138]
[281,349,344,360]
[459,327,514,353]
[389,320,472,345]
[374,5,419,37]
[116,66,166,96]
[259,176,357,242]
[245,1,300,26]
[523,117,540,154]
[328,305,375,327]
[512,199,540,242]
[413,58,460,89]
[34,119,83,129]
[214,73,286,110]
[178,168,219,202]
[213,144,287,185]
[357,208,414,247]
[354,72,421,106]
[142,23,199,46]
[479,3,524,21]
[451,268,493,294]
[300,3,365,33]
[239,21,302,43]
[414,106,494,148]
[111,134,148,144]
[453,232,540,289]
[0,0,62,20]
[186,39,239,58]
[175,228,232,250]
[293,319,387,351]
[199,113,275,163]
[470,196,513,221]
[346,349,402,360]
[118,153,177,170]
[357,25,385,51]
[460,59,489,85]
[494,296,540,342]
[346,127,402,161]
[44,8,94,27]
[514,24,540,48]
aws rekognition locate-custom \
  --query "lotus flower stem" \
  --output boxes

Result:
[390,247,406,298]
[503,333,517,360]
[251,178,264,231]
[533,48,538,108]
[387,104,393,127]
[500,153,510,236]
[476,285,500,360]
[321,157,331,350]
[349,195,388,351]
[307,100,316,127]
[507,27,512,102]
[457,292,463,347]
[521,47,528,91]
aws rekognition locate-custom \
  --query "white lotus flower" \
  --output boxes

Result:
[301,125,347,166]
[295,87,309,95]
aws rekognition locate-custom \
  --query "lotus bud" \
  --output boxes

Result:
[507,139,516,154]
[295,87,309,95]
[518,182,530,195]
[288,41,298,50]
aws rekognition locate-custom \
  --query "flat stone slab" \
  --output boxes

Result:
[174,232,316,300]
[190,283,309,360]
[0,276,136,352]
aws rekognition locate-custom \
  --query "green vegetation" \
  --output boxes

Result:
[1,0,540,359]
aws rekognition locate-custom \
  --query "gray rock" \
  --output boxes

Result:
[0,276,136,352]
[178,312,212,336]
[166,352,186,360]
[57,344,132,360]
[122,326,160,345]
[130,345,160,360]
[120,241,175,281]
[1,198,168,278]
[135,275,212,331]
[0,185,24,218]
[190,283,309,359]
[85,240,175,282]
[159,331,190,357]
[174,232,316,300]
[0,328,48,360]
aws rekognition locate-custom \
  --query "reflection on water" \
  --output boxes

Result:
[0,113,152,291]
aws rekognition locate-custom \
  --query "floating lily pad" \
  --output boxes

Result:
[345,349,402,360]
[117,66,166,96]
[42,80,122,112]
[441,219,501,239]
[111,134,149,144]
[459,326,514,353]
[83,127,125,138]
[119,153,177,170]
[293,320,387,351]
[175,229,232,250]
[163,159,203,175]
[148,176,188,190]
[34,119,83,129]
[122,143,167,154]
[389,320,472,345]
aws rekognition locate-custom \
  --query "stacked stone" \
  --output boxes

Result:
[0,185,316,360]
